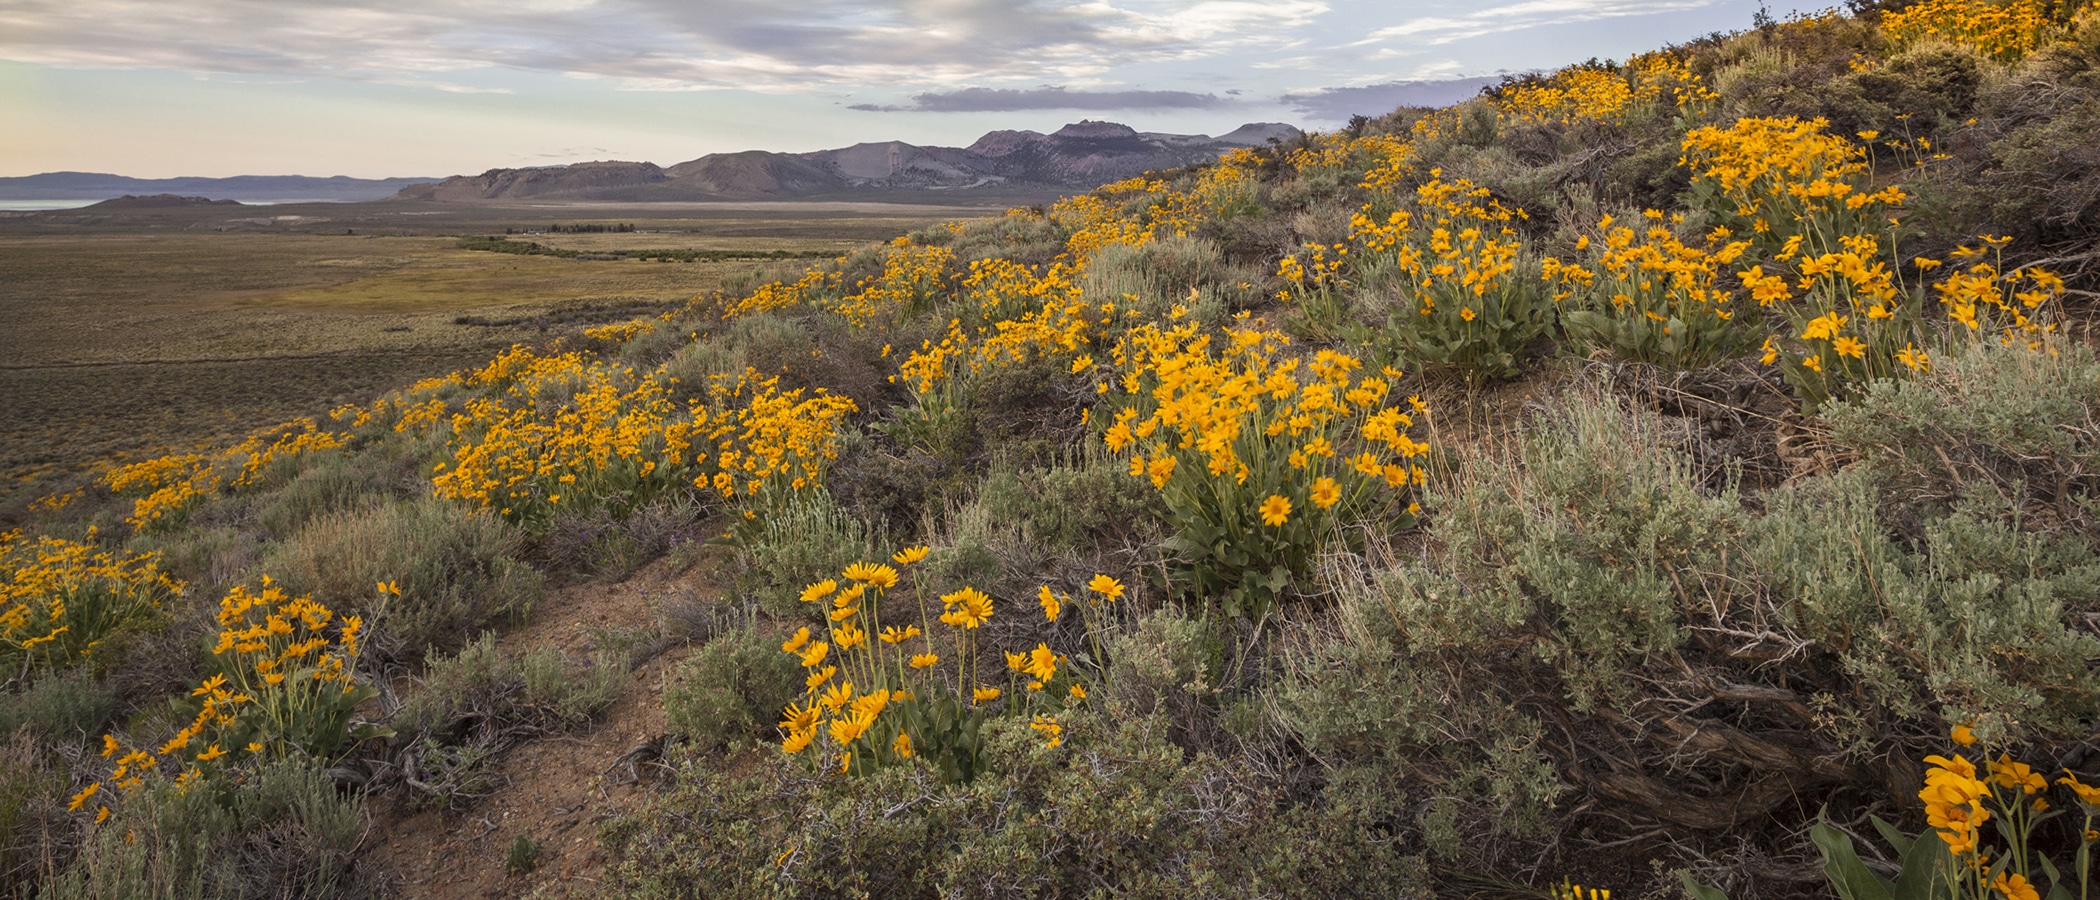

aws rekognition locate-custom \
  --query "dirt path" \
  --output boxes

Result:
[363,553,730,898]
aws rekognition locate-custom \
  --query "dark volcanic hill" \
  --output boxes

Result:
[387,120,1302,202]
[83,194,244,209]
[0,172,435,202]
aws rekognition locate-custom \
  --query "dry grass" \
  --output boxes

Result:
[0,202,985,515]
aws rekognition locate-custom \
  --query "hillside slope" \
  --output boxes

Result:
[10,4,2100,899]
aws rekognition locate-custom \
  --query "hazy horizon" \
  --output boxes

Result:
[3,0,1828,180]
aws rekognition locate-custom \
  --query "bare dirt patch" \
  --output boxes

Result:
[363,551,734,899]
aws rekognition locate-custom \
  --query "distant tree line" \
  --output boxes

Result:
[456,235,835,263]
[501,223,636,234]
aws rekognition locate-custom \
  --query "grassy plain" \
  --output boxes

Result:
[0,198,1016,516]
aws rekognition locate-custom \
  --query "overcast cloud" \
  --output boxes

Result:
[1282,76,1504,119]
[0,0,1819,177]
[851,86,1228,113]
[0,0,1330,90]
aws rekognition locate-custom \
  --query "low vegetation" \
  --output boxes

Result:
[8,2,2100,897]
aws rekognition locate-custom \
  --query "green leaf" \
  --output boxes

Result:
[1678,871,1730,900]
[1811,816,1894,900]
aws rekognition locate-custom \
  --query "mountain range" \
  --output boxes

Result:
[389,120,1301,202]
[0,172,437,202]
[2,120,1301,205]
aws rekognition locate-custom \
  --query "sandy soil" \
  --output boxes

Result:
[362,551,733,899]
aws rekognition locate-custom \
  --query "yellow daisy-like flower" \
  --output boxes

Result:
[893,731,913,759]
[1259,494,1292,527]
[798,641,830,668]
[909,653,939,669]
[195,743,226,762]
[95,806,110,824]
[805,665,837,689]
[879,625,920,645]
[1952,723,1977,746]
[892,546,930,565]
[820,680,855,713]
[1024,644,1058,681]
[780,700,820,734]
[781,728,814,754]
[1310,477,1341,510]
[800,580,838,603]
[1039,586,1061,622]
[938,587,994,629]
[1086,574,1124,601]
[68,782,98,811]
[841,561,885,584]
[835,623,867,651]
[1833,336,1866,359]
[973,686,1001,704]
[782,627,812,654]
[1069,683,1086,700]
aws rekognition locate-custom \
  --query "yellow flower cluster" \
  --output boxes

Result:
[699,368,860,507]
[1881,0,2054,62]
[1929,244,2060,347]
[228,418,346,488]
[103,453,218,532]
[104,419,348,531]
[1681,116,2065,402]
[724,265,841,319]
[778,556,1100,778]
[1050,179,1163,265]
[79,579,374,821]
[430,344,855,528]
[1897,724,2088,900]
[433,349,700,524]
[832,238,957,327]
[0,529,179,670]
[1104,318,1427,615]
[1680,116,1905,256]
[582,319,657,345]
[1494,65,1637,127]
[1550,211,1758,366]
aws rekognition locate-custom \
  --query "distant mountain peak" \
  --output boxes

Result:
[384,119,1304,203]
[1051,120,1140,140]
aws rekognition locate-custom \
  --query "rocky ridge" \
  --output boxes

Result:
[388,120,1302,202]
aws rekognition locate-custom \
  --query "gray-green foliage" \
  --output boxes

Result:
[600,709,1428,900]
[973,452,1162,555]
[260,497,542,664]
[1402,389,1741,710]
[663,625,804,752]
[398,633,625,738]
[1821,337,2100,530]
[1759,339,2100,744]
[735,489,884,619]
[44,759,370,900]
[1752,471,2100,746]
[393,634,625,809]
[662,313,813,400]
[0,672,113,743]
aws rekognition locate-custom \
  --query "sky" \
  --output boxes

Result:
[0,0,1830,179]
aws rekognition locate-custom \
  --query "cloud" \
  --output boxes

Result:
[850,86,1226,112]
[1355,0,1714,47]
[1282,76,1504,120]
[0,0,1331,91]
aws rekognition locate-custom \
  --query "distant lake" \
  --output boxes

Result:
[0,198,348,211]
